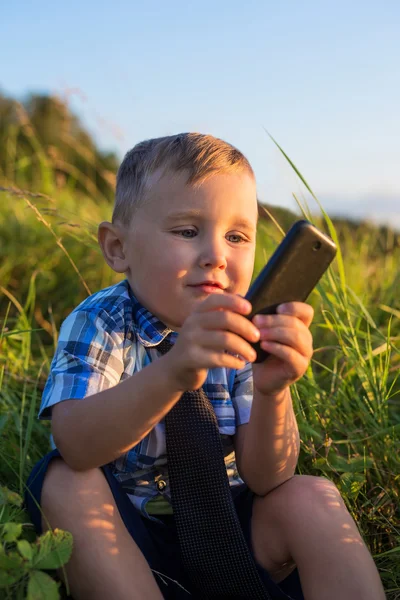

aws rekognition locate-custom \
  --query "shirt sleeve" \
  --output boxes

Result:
[231,361,253,426]
[39,308,125,420]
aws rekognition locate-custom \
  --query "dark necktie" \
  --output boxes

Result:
[158,338,272,599]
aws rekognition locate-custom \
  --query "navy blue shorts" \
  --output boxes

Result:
[24,449,304,600]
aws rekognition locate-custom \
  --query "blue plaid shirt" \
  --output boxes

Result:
[39,279,254,518]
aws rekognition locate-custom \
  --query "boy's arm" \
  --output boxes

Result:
[52,353,183,471]
[51,293,259,472]
[235,301,313,496]
[234,387,300,497]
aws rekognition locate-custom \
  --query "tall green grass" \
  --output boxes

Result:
[0,120,399,598]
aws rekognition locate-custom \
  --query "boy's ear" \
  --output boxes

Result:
[98,221,129,273]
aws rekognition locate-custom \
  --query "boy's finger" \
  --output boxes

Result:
[276,302,314,326]
[196,292,252,315]
[259,341,310,380]
[198,310,260,343]
[198,330,257,363]
[258,326,313,359]
[253,313,308,330]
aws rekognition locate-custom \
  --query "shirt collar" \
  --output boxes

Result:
[126,280,175,347]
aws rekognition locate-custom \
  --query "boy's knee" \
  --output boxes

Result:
[285,475,345,515]
[41,457,106,528]
[266,474,345,520]
[43,457,103,496]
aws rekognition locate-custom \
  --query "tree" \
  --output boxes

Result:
[0,90,118,201]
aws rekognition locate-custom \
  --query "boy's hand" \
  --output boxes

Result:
[165,293,260,392]
[251,302,314,396]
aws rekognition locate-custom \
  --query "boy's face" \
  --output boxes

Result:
[116,170,258,330]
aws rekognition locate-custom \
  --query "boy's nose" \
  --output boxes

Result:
[199,251,228,270]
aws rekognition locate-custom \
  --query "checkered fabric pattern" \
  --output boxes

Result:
[159,338,271,599]
[38,279,254,520]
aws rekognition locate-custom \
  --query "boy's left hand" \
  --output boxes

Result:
[251,302,314,396]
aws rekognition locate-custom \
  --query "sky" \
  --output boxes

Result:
[2,1,400,227]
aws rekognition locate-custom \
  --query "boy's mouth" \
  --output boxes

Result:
[189,281,226,294]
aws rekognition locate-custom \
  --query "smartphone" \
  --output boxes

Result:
[245,219,337,363]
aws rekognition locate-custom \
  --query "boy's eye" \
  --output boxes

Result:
[227,233,246,244]
[175,229,197,238]
[173,229,247,243]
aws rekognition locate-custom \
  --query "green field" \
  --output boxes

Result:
[0,95,399,598]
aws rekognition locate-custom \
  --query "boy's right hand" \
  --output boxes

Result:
[164,293,260,392]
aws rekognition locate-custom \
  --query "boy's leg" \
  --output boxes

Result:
[41,457,164,600]
[250,475,386,600]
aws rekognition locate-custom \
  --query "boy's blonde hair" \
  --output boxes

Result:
[112,132,254,226]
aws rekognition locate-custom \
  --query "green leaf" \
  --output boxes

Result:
[32,529,73,570]
[338,472,366,499]
[374,545,400,558]
[0,486,23,507]
[27,570,60,600]
[0,547,25,588]
[0,568,23,588]
[0,414,8,436]
[314,454,373,474]
[2,328,44,338]
[0,549,24,570]
[2,522,23,542]
[330,455,373,474]
[298,423,324,441]
[17,539,34,562]
[0,505,13,525]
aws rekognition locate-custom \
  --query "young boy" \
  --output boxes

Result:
[25,133,385,600]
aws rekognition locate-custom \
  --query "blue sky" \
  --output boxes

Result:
[2,1,400,226]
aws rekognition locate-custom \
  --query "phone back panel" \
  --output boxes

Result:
[246,220,337,320]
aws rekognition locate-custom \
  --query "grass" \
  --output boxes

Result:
[0,119,399,598]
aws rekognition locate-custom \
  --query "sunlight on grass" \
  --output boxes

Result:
[0,114,399,598]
